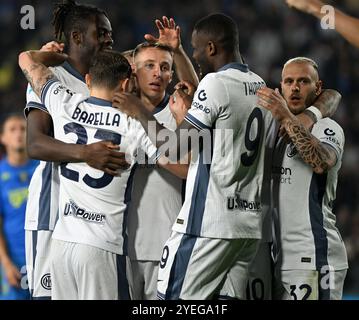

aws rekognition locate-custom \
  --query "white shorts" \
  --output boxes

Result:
[245,242,272,300]
[50,239,130,300]
[273,268,347,300]
[157,231,259,300]
[127,260,158,300]
[25,230,53,299]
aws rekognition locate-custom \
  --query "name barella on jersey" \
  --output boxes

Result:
[127,95,184,261]
[24,62,89,231]
[39,78,159,255]
[272,118,348,271]
[173,63,274,239]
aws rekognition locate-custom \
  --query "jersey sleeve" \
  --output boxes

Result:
[40,78,76,116]
[312,119,344,160]
[184,73,229,130]
[24,83,47,118]
[134,121,160,164]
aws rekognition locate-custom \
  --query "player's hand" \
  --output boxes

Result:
[174,80,197,98]
[3,260,21,288]
[40,41,65,53]
[169,81,195,125]
[285,0,323,15]
[144,16,181,51]
[83,141,130,175]
[112,92,146,119]
[257,87,294,123]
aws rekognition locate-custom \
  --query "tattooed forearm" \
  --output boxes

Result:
[20,52,54,98]
[283,118,336,174]
[21,68,34,87]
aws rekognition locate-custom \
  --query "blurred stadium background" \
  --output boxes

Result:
[0,0,358,299]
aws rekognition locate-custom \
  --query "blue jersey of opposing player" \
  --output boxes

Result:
[0,157,38,299]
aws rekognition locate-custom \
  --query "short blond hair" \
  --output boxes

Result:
[284,57,319,72]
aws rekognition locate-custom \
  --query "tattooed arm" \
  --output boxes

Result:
[281,117,336,174]
[18,50,67,97]
[257,87,337,174]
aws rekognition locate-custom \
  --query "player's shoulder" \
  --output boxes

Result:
[198,72,227,97]
[316,117,343,133]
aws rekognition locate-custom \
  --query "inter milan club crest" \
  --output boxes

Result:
[287,143,298,158]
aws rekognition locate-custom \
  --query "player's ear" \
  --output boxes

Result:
[71,30,83,47]
[315,80,323,96]
[207,41,216,56]
[85,74,91,89]
[121,78,130,93]
[169,70,173,84]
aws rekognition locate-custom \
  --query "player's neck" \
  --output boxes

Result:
[90,88,113,103]
[6,149,28,167]
[214,51,244,71]
[140,92,166,112]
[66,56,90,78]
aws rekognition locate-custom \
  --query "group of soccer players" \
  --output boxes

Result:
[15,0,354,300]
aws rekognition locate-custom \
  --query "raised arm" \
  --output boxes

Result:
[21,49,129,174]
[18,50,67,97]
[257,87,337,174]
[286,0,359,48]
[145,16,199,86]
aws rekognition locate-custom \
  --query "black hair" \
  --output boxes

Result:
[52,0,108,46]
[89,51,132,90]
[193,13,239,53]
[0,113,24,135]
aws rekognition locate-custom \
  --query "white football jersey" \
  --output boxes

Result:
[127,95,184,261]
[39,79,158,255]
[272,118,348,271]
[24,62,89,231]
[173,63,274,239]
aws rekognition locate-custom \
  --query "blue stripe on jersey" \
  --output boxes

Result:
[61,62,86,83]
[184,113,211,130]
[24,101,47,118]
[157,291,165,300]
[37,162,52,230]
[86,96,112,107]
[116,254,130,300]
[181,180,186,204]
[153,93,170,114]
[218,62,249,73]
[30,230,38,300]
[186,147,212,235]
[32,296,51,300]
[165,234,197,299]
[40,79,58,105]
[122,164,137,255]
[308,172,330,300]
